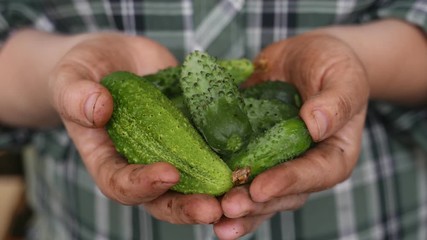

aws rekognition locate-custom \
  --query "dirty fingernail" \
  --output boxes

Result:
[312,110,328,141]
[84,92,101,125]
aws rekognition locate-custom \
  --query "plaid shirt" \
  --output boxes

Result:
[1,0,427,239]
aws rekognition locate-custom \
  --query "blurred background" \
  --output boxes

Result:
[0,150,32,240]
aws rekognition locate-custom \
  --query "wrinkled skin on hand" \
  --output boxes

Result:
[213,33,369,240]
[48,33,224,225]
[48,31,369,239]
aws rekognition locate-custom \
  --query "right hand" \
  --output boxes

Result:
[215,32,369,239]
[48,32,223,224]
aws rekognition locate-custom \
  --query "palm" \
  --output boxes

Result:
[48,33,223,224]
[215,33,370,239]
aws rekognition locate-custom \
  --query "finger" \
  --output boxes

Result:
[49,34,178,128]
[100,160,180,205]
[299,62,369,141]
[50,73,113,128]
[246,35,370,142]
[65,122,180,205]
[287,35,369,142]
[243,41,287,88]
[213,213,274,240]
[144,193,223,224]
[221,186,253,218]
[48,33,183,205]
[48,36,130,128]
[250,110,366,203]
[221,186,308,218]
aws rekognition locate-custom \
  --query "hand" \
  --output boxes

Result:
[214,33,369,239]
[48,32,223,224]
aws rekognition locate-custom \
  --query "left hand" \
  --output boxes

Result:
[47,32,223,224]
[213,32,369,239]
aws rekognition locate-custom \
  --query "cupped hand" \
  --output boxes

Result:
[214,33,370,239]
[48,32,222,224]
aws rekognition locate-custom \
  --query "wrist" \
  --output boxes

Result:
[0,29,90,127]
[311,20,427,105]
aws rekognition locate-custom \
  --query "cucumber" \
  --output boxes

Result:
[171,96,298,131]
[170,95,191,120]
[241,80,302,108]
[227,117,312,184]
[143,67,181,98]
[244,97,299,135]
[218,58,254,86]
[144,58,254,98]
[102,71,233,196]
[180,51,253,156]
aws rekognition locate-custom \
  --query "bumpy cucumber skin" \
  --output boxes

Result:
[244,97,299,135]
[180,51,253,156]
[102,71,233,196]
[170,95,192,120]
[218,59,254,86]
[143,67,181,98]
[144,59,254,98]
[242,81,302,108]
[227,117,312,182]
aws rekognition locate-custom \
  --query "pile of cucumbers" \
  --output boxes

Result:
[101,51,312,196]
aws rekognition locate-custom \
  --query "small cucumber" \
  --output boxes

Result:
[227,117,312,184]
[144,58,254,98]
[218,58,254,86]
[170,95,191,120]
[143,67,181,98]
[244,97,299,135]
[102,71,233,196]
[180,51,253,156]
[241,80,302,108]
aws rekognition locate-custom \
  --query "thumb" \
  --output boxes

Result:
[49,69,113,128]
[299,72,369,142]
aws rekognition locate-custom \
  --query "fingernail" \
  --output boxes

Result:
[312,110,328,141]
[84,93,101,125]
[153,180,177,189]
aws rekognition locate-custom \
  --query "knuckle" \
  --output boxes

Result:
[107,169,140,205]
[108,174,129,204]
[335,94,353,122]
[184,197,221,224]
[281,164,300,192]
[144,198,177,224]
[178,200,192,219]
[321,142,353,188]
[170,198,198,224]
[166,199,185,224]
[128,166,144,185]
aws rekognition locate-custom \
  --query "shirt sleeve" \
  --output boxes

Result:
[0,2,54,45]
[0,2,52,149]
[377,0,427,31]
[370,101,427,151]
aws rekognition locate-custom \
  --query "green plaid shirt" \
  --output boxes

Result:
[1,1,427,239]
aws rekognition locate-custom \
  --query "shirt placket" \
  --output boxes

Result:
[184,0,246,58]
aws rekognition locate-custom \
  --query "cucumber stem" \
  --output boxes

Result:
[232,167,251,185]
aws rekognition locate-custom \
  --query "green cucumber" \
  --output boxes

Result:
[180,51,253,156]
[144,58,254,98]
[244,97,299,135]
[143,67,181,98]
[170,95,191,120]
[227,117,312,184]
[241,80,302,108]
[218,58,254,86]
[102,71,233,196]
